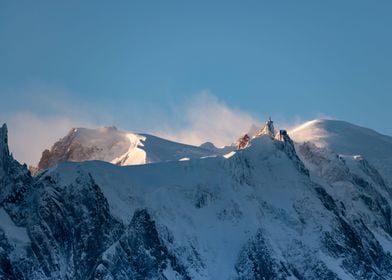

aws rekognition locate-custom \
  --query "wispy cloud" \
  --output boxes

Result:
[154,91,261,147]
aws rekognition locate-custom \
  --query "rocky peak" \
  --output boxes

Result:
[256,117,275,138]
[0,124,32,207]
[0,123,9,157]
[236,134,251,149]
[0,123,10,179]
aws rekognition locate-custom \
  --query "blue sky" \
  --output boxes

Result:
[1,1,391,164]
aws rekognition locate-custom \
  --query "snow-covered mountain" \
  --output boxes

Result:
[290,119,392,185]
[36,126,230,173]
[1,119,392,279]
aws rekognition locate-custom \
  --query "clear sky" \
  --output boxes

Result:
[0,1,391,164]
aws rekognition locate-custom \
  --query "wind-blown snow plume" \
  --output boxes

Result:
[155,91,261,147]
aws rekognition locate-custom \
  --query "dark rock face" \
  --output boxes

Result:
[0,170,124,279]
[0,125,124,279]
[236,231,340,280]
[92,209,190,280]
[0,228,18,280]
[235,231,286,280]
[323,217,392,280]
[33,174,123,279]
[0,124,34,220]
[0,124,10,178]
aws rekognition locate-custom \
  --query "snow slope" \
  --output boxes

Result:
[36,126,230,172]
[290,119,392,184]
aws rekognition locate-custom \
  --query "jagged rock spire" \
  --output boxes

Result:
[0,123,9,156]
[0,124,10,178]
[256,117,275,138]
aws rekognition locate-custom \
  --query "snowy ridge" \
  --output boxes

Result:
[290,119,392,185]
[36,126,230,173]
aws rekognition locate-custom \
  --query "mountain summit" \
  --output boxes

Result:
[290,119,392,185]
[36,126,230,173]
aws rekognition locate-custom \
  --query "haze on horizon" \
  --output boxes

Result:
[0,0,391,165]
